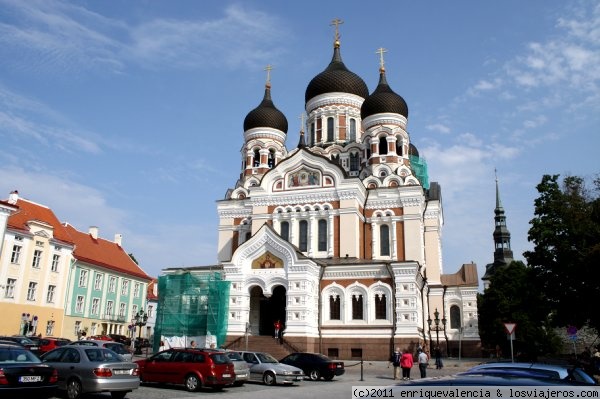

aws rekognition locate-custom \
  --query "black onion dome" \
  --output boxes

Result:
[305,44,369,104]
[243,84,288,133]
[361,69,408,119]
[408,143,419,157]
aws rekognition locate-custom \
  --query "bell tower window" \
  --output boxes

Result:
[349,119,356,142]
[396,135,403,156]
[379,136,388,155]
[327,117,334,142]
[318,219,327,251]
[299,220,308,252]
[253,149,260,167]
[268,149,276,168]
[380,225,390,256]
[280,221,289,241]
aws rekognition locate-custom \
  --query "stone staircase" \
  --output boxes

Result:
[226,335,292,360]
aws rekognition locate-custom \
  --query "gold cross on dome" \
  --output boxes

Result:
[376,47,388,70]
[330,18,344,42]
[299,113,306,132]
[264,64,273,85]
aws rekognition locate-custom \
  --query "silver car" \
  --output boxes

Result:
[464,362,597,385]
[224,350,250,386]
[40,345,139,399]
[238,350,304,385]
[68,340,133,362]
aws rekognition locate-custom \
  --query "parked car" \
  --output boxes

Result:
[108,334,130,345]
[0,336,41,356]
[402,373,576,386]
[40,345,139,399]
[68,340,133,361]
[88,335,112,341]
[135,348,235,391]
[280,352,345,381]
[223,350,250,386]
[0,342,58,398]
[465,362,597,385]
[238,350,304,385]
[38,337,71,354]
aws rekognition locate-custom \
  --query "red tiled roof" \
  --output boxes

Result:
[441,263,479,286]
[7,199,74,244]
[63,223,152,281]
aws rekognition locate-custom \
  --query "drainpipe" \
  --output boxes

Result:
[384,262,396,355]
[318,262,325,353]
[442,285,449,357]
[64,250,77,338]
[419,271,427,346]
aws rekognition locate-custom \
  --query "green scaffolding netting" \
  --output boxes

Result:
[153,272,230,350]
[409,154,430,189]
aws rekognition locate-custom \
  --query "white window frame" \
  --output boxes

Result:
[91,298,100,315]
[51,254,60,272]
[46,320,55,336]
[32,249,42,268]
[78,270,88,287]
[132,304,138,317]
[133,282,140,298]
[27,282,37,301]
[105,300,114,316]
[121,280,129,296]
[94,274,103,290]
[75,295,84,313]
[119,302,126,317]
[147,305,153,318]
[5,278,16,298]
[108,276,116,293]
[46,285,56,303]
[11,245,22,264]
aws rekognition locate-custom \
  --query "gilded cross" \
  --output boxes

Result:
[376,47,387,70]
[330,18,344,42]
[264,64,273,85]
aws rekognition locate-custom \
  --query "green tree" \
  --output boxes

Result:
[477,261,559,359]
[524,174,600,332]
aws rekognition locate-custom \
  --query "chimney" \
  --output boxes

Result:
[89,226,99,239]
[114,233,122,246]
[8,190,19,204]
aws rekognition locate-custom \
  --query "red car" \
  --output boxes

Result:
[38,337,71,354]
[135,348,235,391]
[89,335,112,341]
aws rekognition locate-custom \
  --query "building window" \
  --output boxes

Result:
[299,220,308,252]
[51,254,60,272]
[134,283,140,298]
[450,305,461,329]
[94,274,103,290]
[46,285,56,303]
[75,295,84,313]
[32,250,42,268]
[349,119,356,142]
[375,294,387,319]
[268,149,276,168]
[105,301,114,316]
[327,117,334,141]
[91,298,100,315]
[27,282,37,301]
[396,135,403,156]
[253,149,260,167]
[329,295,340,320]
[119,302,126,317]
[318,219,327,251]
[147,305,153,318]
[78,270,88,287]
[108,276,116,293]
[352,294,363,320]
[46,320,55,336]
[378,136,388,155]
[132,304,138,318]
[10,245,22,264]
[350,152,359,171]
[5,278,16,298]
[74,321,81,336]
[91,323,97,335]
[121,280,129,296]
[280,221,289,241]
[310,123,315,146]
[380,225,390,256]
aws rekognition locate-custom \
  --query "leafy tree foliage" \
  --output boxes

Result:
[524,174,600,332]
[477,261,560,359]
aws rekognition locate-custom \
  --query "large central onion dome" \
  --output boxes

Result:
[361,67,408,119]
[244,83,288,133]
[305,41,369,104]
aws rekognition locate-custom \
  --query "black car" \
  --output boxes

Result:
[0,336,41,356]
[0,342,58,398]
[279,352,345,381]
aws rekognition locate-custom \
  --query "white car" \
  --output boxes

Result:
[238,351,304,385]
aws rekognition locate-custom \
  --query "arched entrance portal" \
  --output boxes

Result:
[249,285,286,336]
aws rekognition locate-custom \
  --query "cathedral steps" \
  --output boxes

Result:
[227,335,293,360]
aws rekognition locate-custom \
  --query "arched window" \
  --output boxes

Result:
[352,294,363,320]
[327,117,334,142]
[396,135,403,156]
[253,149,260,167]
[378,136,388,155]
[268,149,276,168]
[375,294,387,319]
[350,152,359,171]
[380,225,390,256]
[450,305,461,329]
[299,220,308,252]
[318,219,327,251]
[349,119,356,142]
[329,295,340,320]
[280,221,289,241]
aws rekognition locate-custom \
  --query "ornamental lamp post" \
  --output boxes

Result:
[133,309,148,355]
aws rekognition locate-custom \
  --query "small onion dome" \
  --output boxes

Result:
[305,42,369,104]
[408,143,419,157]
[244,83,288,133]
[361,68,408,119]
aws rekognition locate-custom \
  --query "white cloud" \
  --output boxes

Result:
[425,123,451,134]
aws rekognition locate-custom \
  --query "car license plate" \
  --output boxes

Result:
[296,376,303,380]
[20,376,42,383]
[336,364,342,368]
[113,369,129,375]
[222,374,231,378]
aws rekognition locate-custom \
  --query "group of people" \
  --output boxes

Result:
[389,345,444,380]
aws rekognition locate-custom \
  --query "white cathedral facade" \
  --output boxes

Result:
[167,27,480,360]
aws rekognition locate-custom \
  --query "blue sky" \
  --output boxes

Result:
[1,1,598,284]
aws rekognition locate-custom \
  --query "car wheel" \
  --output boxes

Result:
[184,374,201,392]
[323,375,334,381]
[308,369,321,381]
[66,379,83,399]
[111,392,127,399]
[263,371,276,385]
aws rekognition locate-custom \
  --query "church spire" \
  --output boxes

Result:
[492,169,513,266]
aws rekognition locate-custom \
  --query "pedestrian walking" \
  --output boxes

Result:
[400,349,414,380]
[273,320,282,339]
[434,346,443,369]
[388,347,402,380]
[418,349,429,378]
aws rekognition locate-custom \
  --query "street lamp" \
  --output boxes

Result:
[427,308,447,350]
[133,309,148,355]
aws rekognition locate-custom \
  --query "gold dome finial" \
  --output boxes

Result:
[264,64,273,88]
[330,18,343,48]
[376,47,387,73]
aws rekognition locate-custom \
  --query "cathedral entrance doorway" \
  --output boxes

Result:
[249,285,286,336]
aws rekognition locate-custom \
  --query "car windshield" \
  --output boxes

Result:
[55,340,71,346]
[14,337,35,345]
[105,344,128,355]
[0,348,40,363]
[85,348,123,362]
[569,368,596,384]
[210,353,231,364]
[256,352,278,363]
[227,351,244,361]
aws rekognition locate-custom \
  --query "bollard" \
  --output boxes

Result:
[360,357,364,381]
